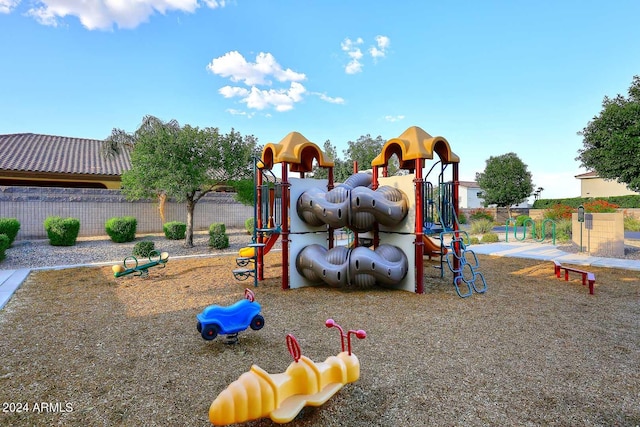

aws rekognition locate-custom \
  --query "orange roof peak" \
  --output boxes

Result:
[261,131,334,172]
[371,125,459,168]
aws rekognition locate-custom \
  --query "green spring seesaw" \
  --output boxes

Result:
[112,250,169,278]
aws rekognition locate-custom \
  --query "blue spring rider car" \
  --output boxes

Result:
[196,288,264,341]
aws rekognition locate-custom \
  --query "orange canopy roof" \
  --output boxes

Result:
[371,126,460,169]
[261,132,334,172]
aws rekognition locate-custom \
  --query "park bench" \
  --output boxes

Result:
[552,260,595,295]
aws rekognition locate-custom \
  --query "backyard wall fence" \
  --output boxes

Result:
[0,186,253,241]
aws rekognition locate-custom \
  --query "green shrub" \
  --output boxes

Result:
[0,234,9,262]
[105,216,137,243]
[457,212,467,224]
[209,222,229,249]
[469,208,494,222]
[606,195,640,208]
[469,236,480,245]
[209,234,229,249]
[533,195,640,209]
[470,219,494,234]
[210,222,226,235]
[624,213,640,232]
[515,215,531,226]
[133,240,155,258]
[163,221,186,240]
[553,219,572,243]
[0,218,20,245]
[244,217,254,235]
[532,219,559,241]
[533,197,585,209]
[480,232,499,243]
[44,216,80,246]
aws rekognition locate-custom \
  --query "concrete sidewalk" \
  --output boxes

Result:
[470,241,640,271]
[0,269,31,310]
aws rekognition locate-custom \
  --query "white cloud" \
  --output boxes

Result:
[345,58,363,75]
[384,115,405,122]
[203,0,226,7]
[341,35,390,74]
[375,35,390,50]
[312,92,345,104]
[341,37,364,74]
[0,0,20,14]
[219,85,249,98]
[20,0,226,30]
[207,51,306,86]
[220,82,307,112]
[209,51,316,113]
[226,108,254,118]
[369,35,390,59]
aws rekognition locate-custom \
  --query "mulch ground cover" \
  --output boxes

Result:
[0,253,638,426]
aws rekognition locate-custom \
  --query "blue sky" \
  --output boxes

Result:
[2,1,639,201]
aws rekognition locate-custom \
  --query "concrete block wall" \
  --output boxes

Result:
[0,186,253,240]
[571,212,624,257]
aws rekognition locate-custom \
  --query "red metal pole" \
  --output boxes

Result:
[281,162,290,290]
[452,163,460,278]
[372,166,379,190]
[414,159,424,294]
[256,168,264,281]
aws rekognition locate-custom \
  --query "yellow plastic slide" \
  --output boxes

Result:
[423,235,447,257]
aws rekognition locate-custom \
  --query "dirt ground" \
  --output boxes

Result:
[0,253,638,427]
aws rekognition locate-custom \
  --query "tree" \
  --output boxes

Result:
[311,140,352,182]
[112,116,257,247]
[576,75,640,192]
[216,129,261,206]
[103,116,181,224]
[475,152,534,216]
[344,134,400,176]
[309,134,404,184]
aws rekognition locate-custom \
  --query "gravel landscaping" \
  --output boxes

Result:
[1,229,254,270]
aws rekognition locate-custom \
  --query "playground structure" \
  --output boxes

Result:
[233,158,282,287]
[208,319,366,425]
[196,288,265,344]
[112,250,169,278]
[234,126,486,296]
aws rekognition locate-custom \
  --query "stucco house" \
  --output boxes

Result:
[458,180,532,209]
[575,171,640,198]
[458,181,484,209]
[0,133,130,189]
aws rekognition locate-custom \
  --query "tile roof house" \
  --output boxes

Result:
[0,133,130,189]
[575,171,640,198]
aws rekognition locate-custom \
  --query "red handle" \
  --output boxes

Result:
[286,334,301,362]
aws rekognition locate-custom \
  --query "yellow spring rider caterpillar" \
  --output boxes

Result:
[209,319,366,425]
